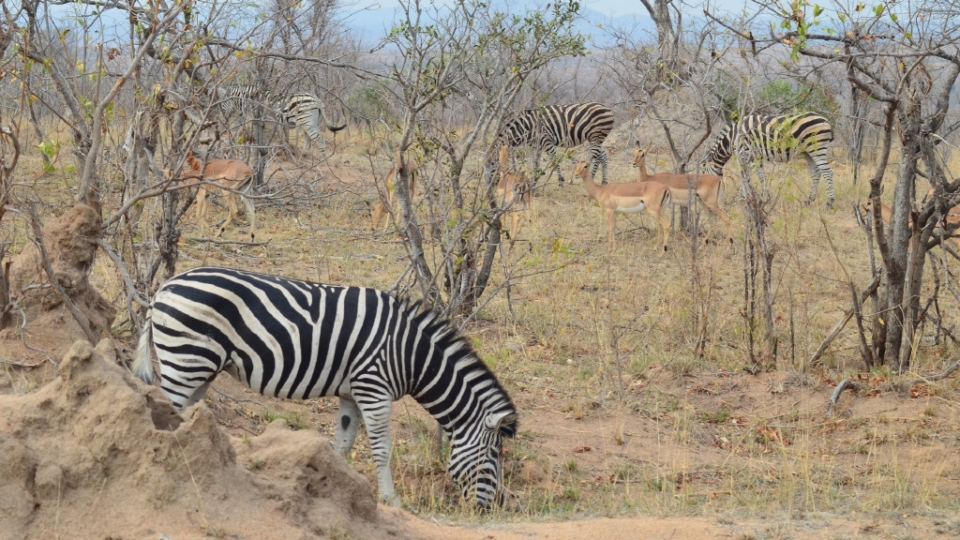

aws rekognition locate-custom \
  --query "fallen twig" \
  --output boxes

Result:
[905,352,960,385]
[826,378,864,417]
[810,275,881,366]
[185,237,271,247]
[211,385,266,408]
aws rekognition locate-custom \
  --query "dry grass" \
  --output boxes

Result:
[6,124,960,527]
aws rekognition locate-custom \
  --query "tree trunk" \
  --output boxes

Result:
[881,104,921,369]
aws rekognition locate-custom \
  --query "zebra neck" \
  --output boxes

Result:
[412,345,507,432]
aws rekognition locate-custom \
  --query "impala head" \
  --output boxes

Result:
[185,151,202,172]
[632,141,650,168]
[860,197,892,226]
[573,160,592,180]
[448,408,517,509]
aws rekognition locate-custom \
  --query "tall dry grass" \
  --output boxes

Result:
[8,122,960,523]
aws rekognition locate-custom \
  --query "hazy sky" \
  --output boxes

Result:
[582,0,753,19]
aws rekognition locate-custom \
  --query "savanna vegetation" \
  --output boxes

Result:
[2,0,960,535]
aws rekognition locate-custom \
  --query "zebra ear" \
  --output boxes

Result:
[485,410,517,434]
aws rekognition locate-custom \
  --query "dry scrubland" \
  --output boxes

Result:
[4,124,960,539]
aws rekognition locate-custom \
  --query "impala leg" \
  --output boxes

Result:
[510,210,523,247]
[371,202,387,231]
[607,209,616,250]
[195,187,210,237]
[713,206,734,245]
[653,210,671,252]
[241,193,256,242]
[218,190,237,238]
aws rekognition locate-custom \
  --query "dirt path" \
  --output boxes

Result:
[384,507,950,540]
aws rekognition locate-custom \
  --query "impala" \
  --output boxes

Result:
[860,197,923,247]
[370,155,417,232]
[496,145,532,244]
[859,198,892,226]
[633,142,732,243]
[574,160,672,251]
[184,152,256,241]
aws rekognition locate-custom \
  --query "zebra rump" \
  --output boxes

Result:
[215,86,345,143]
[494,102,614,184]
[133,266,516,508]
[705,112,835,206]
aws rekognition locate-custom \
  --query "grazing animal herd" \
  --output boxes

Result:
[139,103,853,509]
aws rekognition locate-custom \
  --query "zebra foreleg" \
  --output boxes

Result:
[334,397,362,457]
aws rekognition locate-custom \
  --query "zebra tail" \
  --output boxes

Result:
[320,105,347,133]
[132,310,156,385]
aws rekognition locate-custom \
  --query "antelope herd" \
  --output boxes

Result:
[179,103,960,254]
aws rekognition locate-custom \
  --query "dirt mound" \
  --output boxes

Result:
[0,340,404,540]
[2,204,116,360]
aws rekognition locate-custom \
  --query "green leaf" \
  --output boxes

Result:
[873,4,884,16]
[890,12,897,22]
[813,4,823,16]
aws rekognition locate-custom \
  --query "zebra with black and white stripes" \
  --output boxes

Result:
[133,266,517,508]
[215,86,346,148]
[493,102,614,185]
[705,112,836,207]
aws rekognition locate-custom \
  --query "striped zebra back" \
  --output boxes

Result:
[216,85,270,117]
[492,103,614,184]
[705,112,834,174]
[500,102,614,150]
[137,266,516,507]
[215,87,345,137]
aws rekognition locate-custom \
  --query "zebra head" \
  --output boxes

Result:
[448,408,517,508]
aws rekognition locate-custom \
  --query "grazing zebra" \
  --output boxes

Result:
[493,102,614,185]
[705,112,836,207]
[132,266,517,508]
[215,86,346,148]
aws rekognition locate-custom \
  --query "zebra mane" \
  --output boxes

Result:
[400,299,518,437]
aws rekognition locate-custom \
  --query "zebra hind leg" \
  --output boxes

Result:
[590,144,609,185]
[354,395,400,506]
[804,153,835,209]
[180,379,214,409]
[334,397,362,457]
